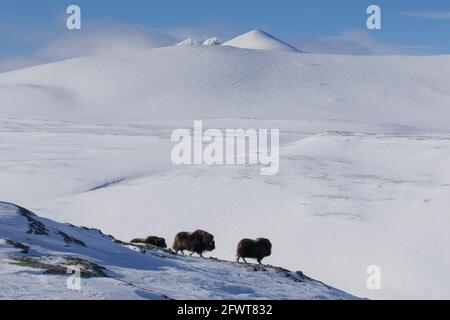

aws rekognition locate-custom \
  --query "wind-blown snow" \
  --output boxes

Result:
[0,202,356,300]
[1,41,450,300]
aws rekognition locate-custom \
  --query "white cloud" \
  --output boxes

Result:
[0,21,232,73]
[38,21,177,60]
[294,30,414,56]
[0,21,180,73]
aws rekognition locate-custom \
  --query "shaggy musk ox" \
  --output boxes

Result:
[130,236,167,248]
[236,238,272,264]
[172,230,215,257]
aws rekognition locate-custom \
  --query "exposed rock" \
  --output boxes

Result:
[5,239,29,254]
[57,231,87,247]
[9,256,108,278]
[18,206,49,235]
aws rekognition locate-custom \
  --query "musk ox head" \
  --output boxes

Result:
[172,229,215,256]
[236,238,272,264]
[194,230,216,251]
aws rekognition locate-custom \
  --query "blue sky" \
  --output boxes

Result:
[1,0,450,71]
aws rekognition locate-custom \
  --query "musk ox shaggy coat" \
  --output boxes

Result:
[172,230,216,257]
[236,238,272,264]
[130,236,167,248]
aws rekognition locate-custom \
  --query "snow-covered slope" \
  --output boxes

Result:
[2,118,450,299]
[223,29,299,52]
[0,202,357,300]
[1,45,450,130]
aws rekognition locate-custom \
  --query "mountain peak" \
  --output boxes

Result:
[223,29,300,53]
[177,38,200,46]
[203,37,222,46]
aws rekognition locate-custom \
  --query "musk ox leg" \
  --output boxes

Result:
[242,258,248,264]
[236,256,240,263]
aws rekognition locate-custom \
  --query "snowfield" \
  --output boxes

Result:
[0,202,357,300]
[1,44,450,131]
[1,33,450,299]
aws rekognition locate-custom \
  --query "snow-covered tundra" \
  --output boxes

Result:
[1,30,450,299]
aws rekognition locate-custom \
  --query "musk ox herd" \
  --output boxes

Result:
[131,230,272,264]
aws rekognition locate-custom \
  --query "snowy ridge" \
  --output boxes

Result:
[0,202,358,300]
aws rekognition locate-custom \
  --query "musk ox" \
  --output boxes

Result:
[130,236,167,248]
[172,230,215,257]
[236,238,272,264]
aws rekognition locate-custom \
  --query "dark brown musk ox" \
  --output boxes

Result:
[236,238,272,264]
[172,230,216,257]
[130,236,167,248]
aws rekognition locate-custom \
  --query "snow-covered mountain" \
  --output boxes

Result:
[1,31,450,300]
[203,37,222,46]
[223,29,300,52]
[0,202,357,300]
[1,42,450,130]
[177,38,200,46]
